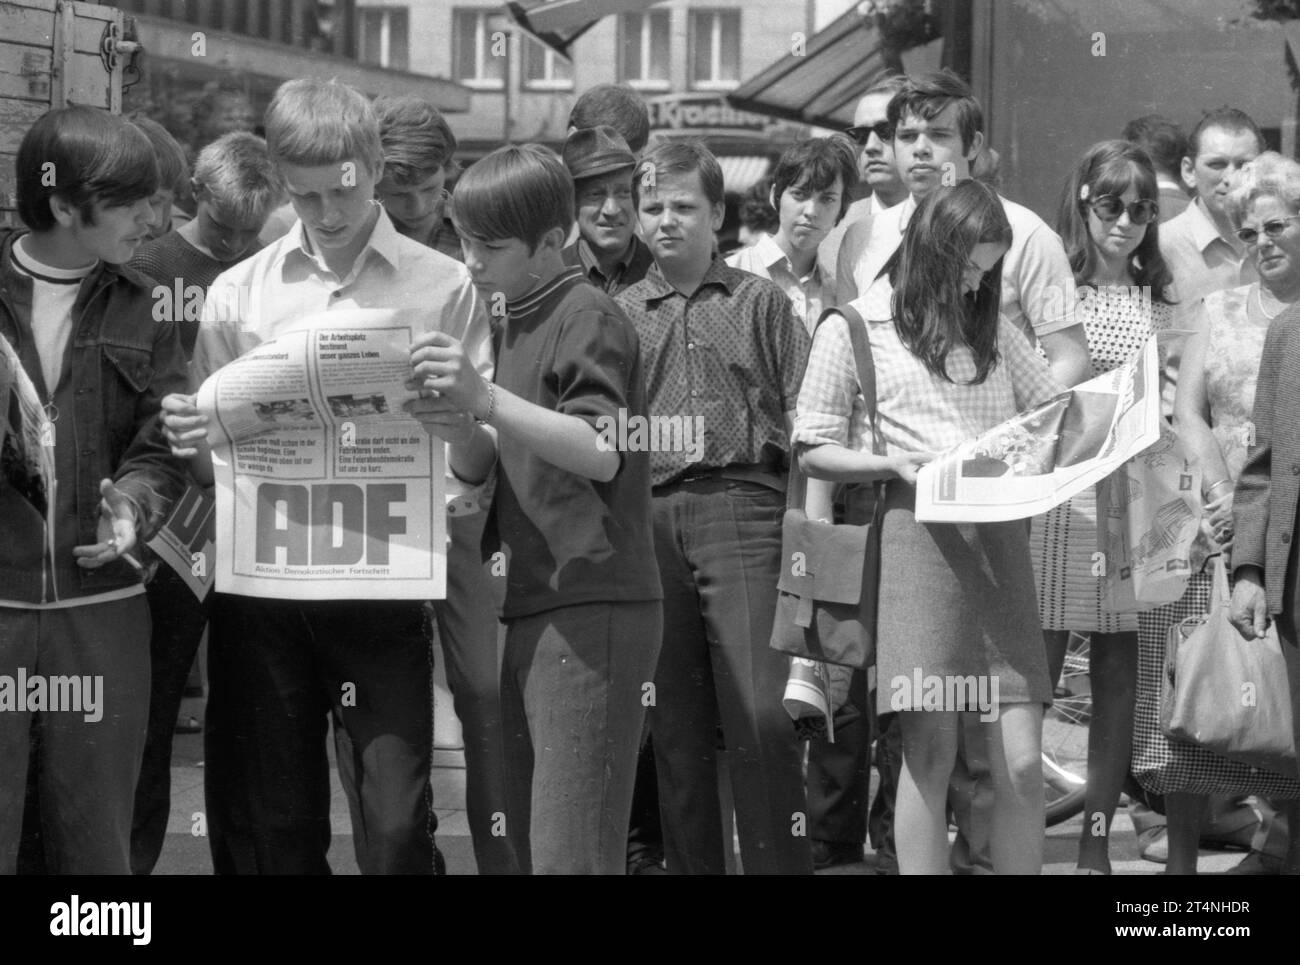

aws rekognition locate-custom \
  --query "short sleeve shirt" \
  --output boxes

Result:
[848,191,1079,342]
[793,277,1065,457]
[489,267,662,619]
[616,259,811,487]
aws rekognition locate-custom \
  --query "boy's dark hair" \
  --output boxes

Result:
[1188,107,1265,160]
[17,105,159,232]
[374,95,460,186]
[1121,115,1188,179]
[887,69,984,154]
[569,84,650,154]
[632,140,724,209]
[738,178,779,234]
[127,112,190,195]
[453,144,573,252]
[771,135,858,225]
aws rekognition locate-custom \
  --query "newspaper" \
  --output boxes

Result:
[146,483,216,601]
[196,309,445,600]
[914,334,1161,523]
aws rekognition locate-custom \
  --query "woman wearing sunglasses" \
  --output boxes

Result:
[1140,152,1300,875]
[795,180,1064,873]
[1028,140,1177,874]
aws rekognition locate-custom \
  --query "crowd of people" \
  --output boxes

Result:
[1,65,1297,876]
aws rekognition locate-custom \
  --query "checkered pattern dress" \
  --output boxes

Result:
[1131,284,1300,796]
[794,279,1065,712]
[1029,288,1174,633]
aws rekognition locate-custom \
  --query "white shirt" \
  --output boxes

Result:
[846,192,1078,341]
[193,208,493,509]
[725,231,828,333]
[11,236,93,396]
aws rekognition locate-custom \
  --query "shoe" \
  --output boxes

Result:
[627,854,667,875]
[1137,826,1168,864]
[872,854,898,875]
[433,844,447,875]
[811,839,864,870]
[1222,850,1285,875]
[174,715,202,734]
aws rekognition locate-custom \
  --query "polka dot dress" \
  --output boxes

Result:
[1029,286,1175,633]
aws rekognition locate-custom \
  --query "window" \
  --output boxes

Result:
[358,7,410,71]
[453,9,507,89]
[522,36,573,90]
[619,10,671,89]
[689,9,740,91]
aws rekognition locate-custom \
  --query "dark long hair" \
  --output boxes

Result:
[885,180,1012,384]
[1057,139,1175,303]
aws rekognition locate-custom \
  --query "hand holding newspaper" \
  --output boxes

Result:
[196,309,446,600]
[914,333,1162,523]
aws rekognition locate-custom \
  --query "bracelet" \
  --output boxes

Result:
[475,382,496,425]
[1204,478,1233,499]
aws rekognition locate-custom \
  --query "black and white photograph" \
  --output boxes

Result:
[0,0,1294,939]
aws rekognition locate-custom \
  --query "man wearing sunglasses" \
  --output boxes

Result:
[837,69,1090,389]
[819,77,909,301]
[1160,107,1263,310]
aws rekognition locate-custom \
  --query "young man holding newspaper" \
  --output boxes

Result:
[161,79,492,874]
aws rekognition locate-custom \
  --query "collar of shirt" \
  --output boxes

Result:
[752,232,822,285]
[636,256,737,303]
[506,266,586,319]
[278,205,402,288]
[869,193,902,217]
[1184,197,1238,256]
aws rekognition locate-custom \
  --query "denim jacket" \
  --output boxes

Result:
[0,227,189,603]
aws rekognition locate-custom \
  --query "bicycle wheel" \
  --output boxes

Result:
[1043,632,1090,826]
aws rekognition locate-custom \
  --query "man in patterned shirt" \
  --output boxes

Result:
[616,140,813,875]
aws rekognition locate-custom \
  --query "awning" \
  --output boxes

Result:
[726,5,897,131]
[506,0,669,58]
[717,156,771,196]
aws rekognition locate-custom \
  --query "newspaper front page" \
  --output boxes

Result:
[914,334,1161,523]
[196,309,445,600]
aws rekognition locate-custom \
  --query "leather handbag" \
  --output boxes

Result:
[769,304,882,669]
[1161,555,1299,778]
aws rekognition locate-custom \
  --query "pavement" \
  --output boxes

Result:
[151,688,1252,875]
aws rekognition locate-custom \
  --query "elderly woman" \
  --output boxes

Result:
[1135,152,1300,875]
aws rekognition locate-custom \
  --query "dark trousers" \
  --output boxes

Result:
[1,596,152,874]
[204,594,436,874]
[500,599,662,874]
[428,511,519,874]
[868,706,903,869]
[807,669,870,844]
[650,479,814,875]
[131,565,209,874]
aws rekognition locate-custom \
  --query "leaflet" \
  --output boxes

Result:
[196,309,444,600]
[914,334,1161,523]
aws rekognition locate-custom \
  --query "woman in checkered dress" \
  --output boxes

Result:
[1139,154,1300,875]
[793,181,1064,874]
[1028,141,1178,874]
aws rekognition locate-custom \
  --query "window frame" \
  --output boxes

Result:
[688,8,741,92]
[618,9,672,92]
[452,8,506,90]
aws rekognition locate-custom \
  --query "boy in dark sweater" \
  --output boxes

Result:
[125,129,282,875]
[406,144,663,874]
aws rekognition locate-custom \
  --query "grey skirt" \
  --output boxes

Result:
[876,481,1052,716]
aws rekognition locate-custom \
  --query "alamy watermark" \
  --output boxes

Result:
[0,669,103,723]
[595,408,706,463]
[889,670,1000,721]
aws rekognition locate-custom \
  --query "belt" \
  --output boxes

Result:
[652,463,785,494]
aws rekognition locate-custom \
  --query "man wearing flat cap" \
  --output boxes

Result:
[562,125,653,296]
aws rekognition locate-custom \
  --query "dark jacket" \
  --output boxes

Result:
[1233,300,1300,616]
[0,227,189,603]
